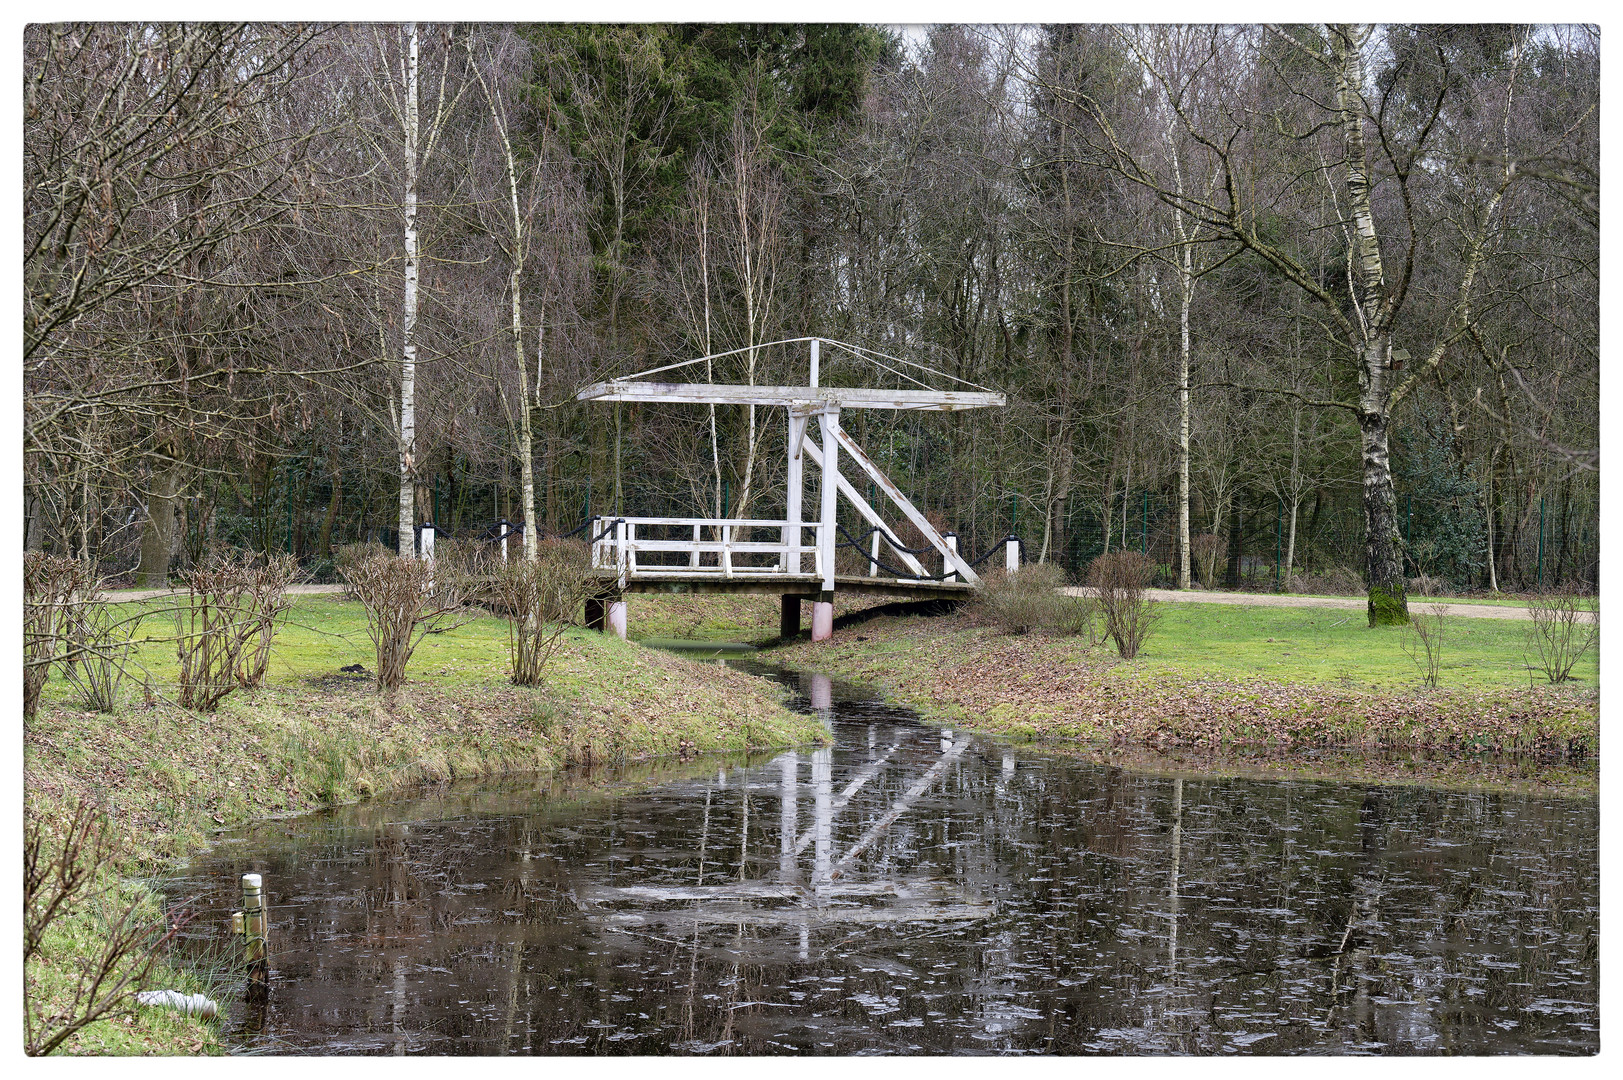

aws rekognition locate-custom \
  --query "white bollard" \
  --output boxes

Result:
[1005,535,1021,573]
[242,872,267,988]
[420,522,435,562]
[811,600,834,642]
[869,528,881,578]
[944,532,959,582]
[607,599,627,640]
[498,519,510,564]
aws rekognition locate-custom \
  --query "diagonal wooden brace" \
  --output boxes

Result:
[801,437,928,578]
[830,423,981,585]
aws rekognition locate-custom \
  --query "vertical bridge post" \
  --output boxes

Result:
[813,406,839,641]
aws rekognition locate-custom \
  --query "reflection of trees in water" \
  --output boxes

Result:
[189,728,1596,1055]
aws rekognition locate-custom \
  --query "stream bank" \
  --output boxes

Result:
[770,613,1598,797]
[23,628,826,1055]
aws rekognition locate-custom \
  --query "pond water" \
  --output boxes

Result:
[170,661,1599,1055]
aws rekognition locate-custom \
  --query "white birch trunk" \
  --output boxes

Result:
[397,23,420,557]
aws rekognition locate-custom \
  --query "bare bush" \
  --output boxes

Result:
[234,554,300,690]
[60,600,133,713]
[334,542,391,598]
[1402,603,1447,687]
[973,562,1071,635]
[488,539,594,685]
[1525,587,1599,684]
[1190,533,1226,587]
[1286,563,1365,596]
[24,798,188,1056]
[342,553,477,691]
[172,551,300,710]
[1088,551,1160,659]
[24,553,99,720]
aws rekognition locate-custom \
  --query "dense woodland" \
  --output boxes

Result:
[23,23,1599,603]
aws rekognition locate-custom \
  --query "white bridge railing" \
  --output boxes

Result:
[589,516,826,584]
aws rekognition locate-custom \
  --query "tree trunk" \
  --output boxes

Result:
[397,22,420,558]
[1332,25,1408,625]
[1359,400,1407,623]
[137,458,184,587]
[318,470,342,559]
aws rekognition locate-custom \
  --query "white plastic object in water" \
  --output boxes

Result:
[136,990,219,1020]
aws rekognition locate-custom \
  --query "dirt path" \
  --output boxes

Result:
[105,580,1591,625]
[1060,586,1595,623]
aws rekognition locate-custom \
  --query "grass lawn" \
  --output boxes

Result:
[1136,602,1596,690]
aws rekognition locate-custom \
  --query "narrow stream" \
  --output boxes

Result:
[169,660,1599,1055]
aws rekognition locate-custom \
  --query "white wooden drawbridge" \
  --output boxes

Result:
[575,337,1007,641]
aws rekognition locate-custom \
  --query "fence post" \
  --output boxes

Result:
[944,532,958,583]
[1005,535,1021,573]
[1274,495,1282,591]
[1537,495,1546,589]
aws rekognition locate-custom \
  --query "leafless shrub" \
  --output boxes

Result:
[488,539,594,685]
[334,542,391,598]
[1525,587,1599,684]
[172,551,300,710]
[24,798,189,1056]
[1402,603,1447,687]
[60,600,133,713]
[1286,563,1365,596]
[973,562,1069,635]
[1190,533,1226,587]
[23,553,95,721]
[233,554,300,690]
[342,553,477,691]
[1089,551,1160,660]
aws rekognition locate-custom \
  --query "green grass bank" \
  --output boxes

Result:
[772,603,1598,780]
[24,594,827,1055]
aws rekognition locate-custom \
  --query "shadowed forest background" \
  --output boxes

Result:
[23,23,1598,594]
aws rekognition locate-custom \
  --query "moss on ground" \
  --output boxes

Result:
[24,595,826,1055]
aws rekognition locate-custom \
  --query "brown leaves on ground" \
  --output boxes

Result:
[784,616,1599,757]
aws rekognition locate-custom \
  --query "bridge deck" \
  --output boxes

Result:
[587,570,974,602]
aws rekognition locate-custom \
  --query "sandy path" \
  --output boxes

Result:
[102,583,347,603]
[1060,586,1595,623]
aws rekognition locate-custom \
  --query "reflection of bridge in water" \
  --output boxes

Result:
[573,338,1010,641]
[574,672,992,955]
